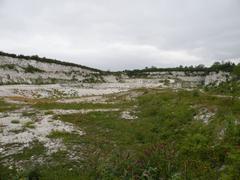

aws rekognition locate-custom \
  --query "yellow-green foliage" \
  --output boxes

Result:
[0,99,18,112]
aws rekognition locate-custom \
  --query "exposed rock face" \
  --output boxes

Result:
[0,55,100,84]
[0,55,230,87]
[204,71,229,86]
[102,71,230,88]
[125,71,229,88]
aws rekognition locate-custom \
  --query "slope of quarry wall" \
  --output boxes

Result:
[0,55,100,84]
[103,71,230,88]
[0,55,230,87]
[146,71,230,87]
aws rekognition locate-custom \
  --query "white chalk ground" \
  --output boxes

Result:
[121,111,137,120]
[0,83,147,156]
[0,108,84,157]
[0,106,127,171]
[0,82,161,98]
[50,108,120,115]
[0,107,125,157]
[0,83,154,170]
[193,107,216,124]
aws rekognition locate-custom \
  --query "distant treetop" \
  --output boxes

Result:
[123,61,237,77]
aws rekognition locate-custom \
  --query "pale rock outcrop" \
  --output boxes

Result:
[0,55,99,84]
[0,55,230,87]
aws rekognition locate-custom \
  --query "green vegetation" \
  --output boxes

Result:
[22,111,36,117]
[124,61,237,78]
[0,64,18,71]
[210,61,236,72]
[47,131,74,142]
[11,120,20,124]
[233,63,240,80]
[205,81,240,96]
[23,64,45,73]
[0,99,18,112]
[0,143,46,179]
[1,89,239,179]
[206,63,240,97]
[32,101,132,110]
[23,121,35,129]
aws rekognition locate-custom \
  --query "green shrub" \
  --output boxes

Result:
[24,65,45,73]
[11,120,20,124]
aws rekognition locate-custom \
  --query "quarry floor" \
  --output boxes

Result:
[0,83,239,179]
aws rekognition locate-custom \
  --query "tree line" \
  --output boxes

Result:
[124,61,240,77]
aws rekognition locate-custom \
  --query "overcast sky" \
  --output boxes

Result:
[0,0,239,70]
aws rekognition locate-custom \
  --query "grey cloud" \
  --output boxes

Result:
[0,0,239,70]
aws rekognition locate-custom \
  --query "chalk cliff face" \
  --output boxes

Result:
[0,55,230,87]
[204,72,230,86]
[147,71,230,87]
[103,71,230,88]
[0,55,101,84]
